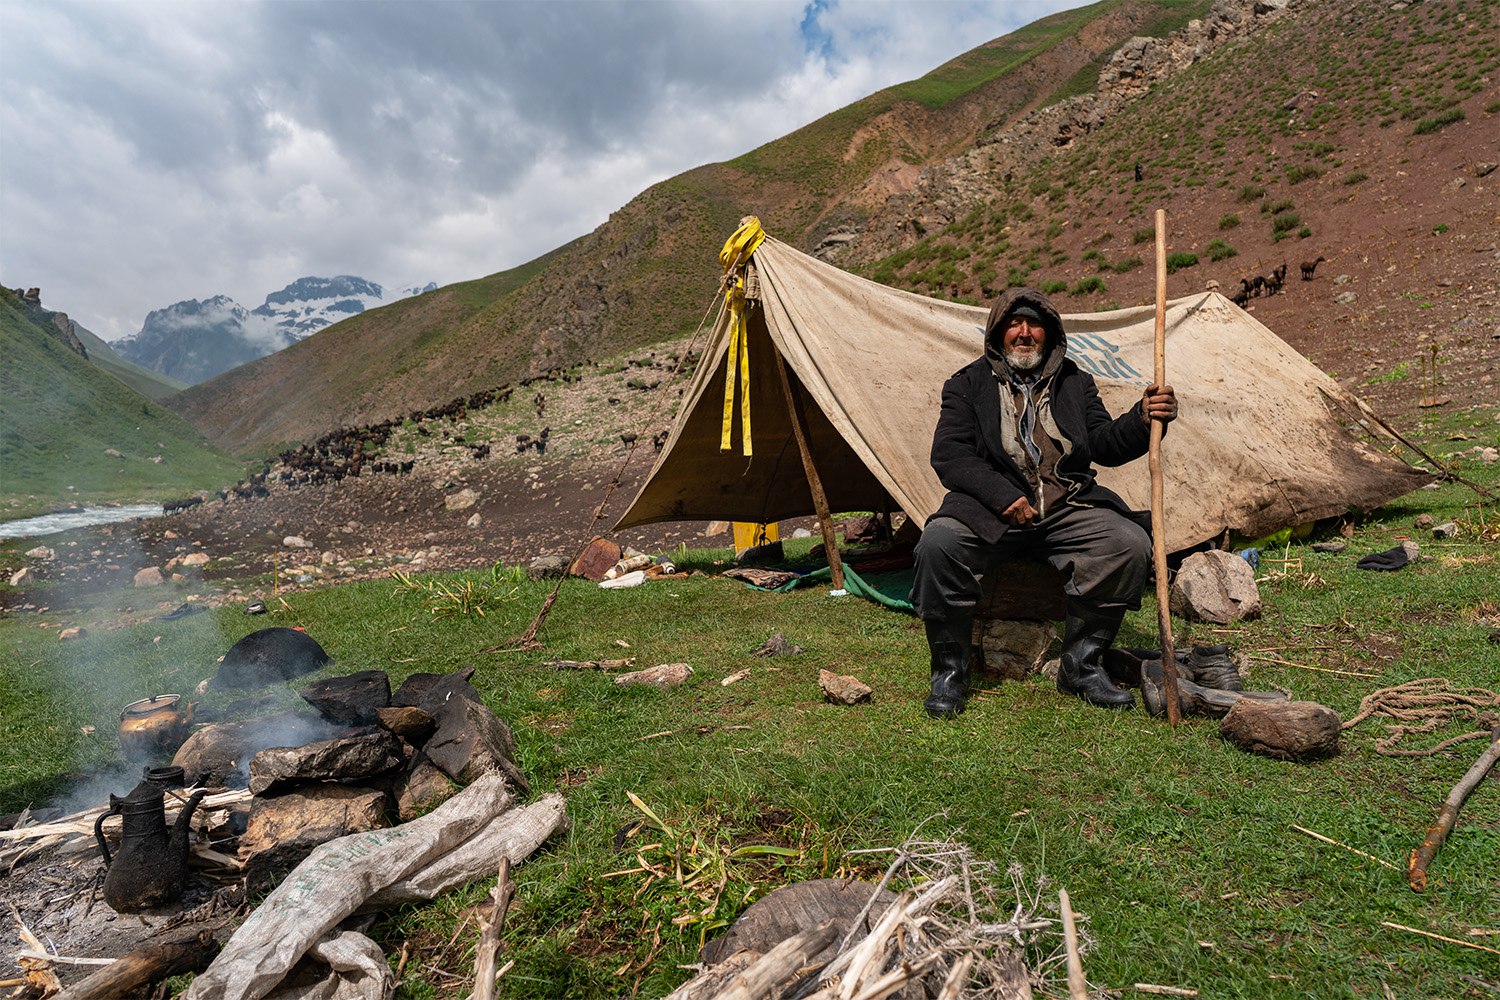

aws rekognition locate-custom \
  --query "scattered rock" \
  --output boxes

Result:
[424,695,530,794]
[1220,699,1341,761]
[282,535,312,549]
[58,626,85,641]
[466,512,482,528]
[1476,162,1498,178]
[979,619,1057,681]
[1432,522,1458,539]
[1414,513,1435,529]
[396,759,459,822]
[1311,540,1346,553]
[1169,550,1261,623]
[376,705,437,742]
[9,567,31,587]
[180,552,210,567]
[614,662,694,688]
[570,536,622,581]
[247,730,406,796]
[24,546,55,561]
[133,566,164,588]
[240,784,391,889]
[444,488,480,511]
[104,448,124,459]
[1334,291,1357,305]
[173,712,337,787]
[819,669,873,705]
[299,670,392,726]
[752,633,805,657]
[528,554,569,580]
[704,521,730,537]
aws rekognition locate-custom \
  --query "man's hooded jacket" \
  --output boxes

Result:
[928,287,1157,544]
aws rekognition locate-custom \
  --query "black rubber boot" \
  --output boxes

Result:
[1057,602,1135,709]
[1188,644,1242,691]
[923,617,972,719]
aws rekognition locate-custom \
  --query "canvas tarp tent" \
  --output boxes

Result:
[615,235,1431,553]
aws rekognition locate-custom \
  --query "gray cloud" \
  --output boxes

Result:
[0,0,1074,341]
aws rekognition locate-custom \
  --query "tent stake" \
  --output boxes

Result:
[1151,209,1182,727]
[771,344,847,594]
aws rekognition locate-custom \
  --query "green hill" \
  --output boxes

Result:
[0,288,241,518]
[72,323,189,401]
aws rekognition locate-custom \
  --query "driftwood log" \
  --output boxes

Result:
[57,926,222,1000]
[1408,726,1500,891]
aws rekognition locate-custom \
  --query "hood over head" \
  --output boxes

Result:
[984,287,1067,382]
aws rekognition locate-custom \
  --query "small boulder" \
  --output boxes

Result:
[527,554,569,580]
[9,567,32,587]
[819,669,873,705]
[466,512,482,528]
[181,553,210,567]
[133,567,165,588]
[24,546,55,561]
[979,619,1056,681]
[1220,700,1341,761]
[248,730,406,795]
[376,705,437,742]
[1432,522,1458,540]
[396,759,459,822]
[282,535,312,549]
[173,711,336,787]
[570,536,622,581]
[299,670,392,726]
[240,784,391,889]
[1170,550,1261,623]
[424,695,529,794]
[444,488,480,511]
[58,626,86,641]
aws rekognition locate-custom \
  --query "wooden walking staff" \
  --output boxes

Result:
[1151,209,1183,727]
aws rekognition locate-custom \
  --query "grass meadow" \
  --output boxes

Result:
[1,441,1496,998]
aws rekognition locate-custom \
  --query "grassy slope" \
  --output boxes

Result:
[169,0,1203,456]
[1,425,1494,997]
[72,323,190,401]
[0,289,241,517]
[861,0,1499,305]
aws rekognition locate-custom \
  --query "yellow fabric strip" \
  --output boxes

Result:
[717,216,764,458]
[720,302,742,452]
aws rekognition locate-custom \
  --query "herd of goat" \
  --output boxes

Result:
[1229,256,1327,307]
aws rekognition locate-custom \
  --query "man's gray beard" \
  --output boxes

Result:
[1005,348,1044,371]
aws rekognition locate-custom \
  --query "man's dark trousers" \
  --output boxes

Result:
[910,506,1151,622]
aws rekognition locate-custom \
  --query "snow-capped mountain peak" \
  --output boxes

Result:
[111,275,434,385]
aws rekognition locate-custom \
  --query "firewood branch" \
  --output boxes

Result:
[1408,726,1500,892]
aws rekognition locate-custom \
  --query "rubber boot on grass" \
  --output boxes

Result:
[1057,602,1135,709]
[923,617,972,719]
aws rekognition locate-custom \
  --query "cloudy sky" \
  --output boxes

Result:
[1,0,1076,342]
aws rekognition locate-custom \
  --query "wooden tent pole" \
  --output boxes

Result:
[1151,209,1182,727]
[771,343,847,594]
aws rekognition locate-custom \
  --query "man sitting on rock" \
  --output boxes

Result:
[910,288,1177,718]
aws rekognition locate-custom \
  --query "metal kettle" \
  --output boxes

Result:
[118,694,195,761]
[93,767,206,912]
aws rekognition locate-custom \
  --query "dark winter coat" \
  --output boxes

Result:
[928,287,1156,544]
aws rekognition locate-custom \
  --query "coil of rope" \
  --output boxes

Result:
[1341,677,1500,756]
